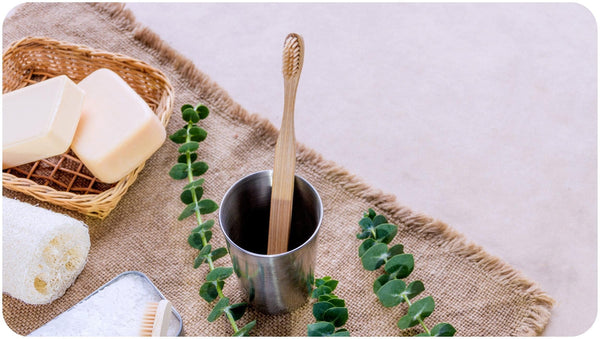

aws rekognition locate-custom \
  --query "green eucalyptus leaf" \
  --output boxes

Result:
[178,141,199,153]
[207,297,229,322]
[190,126,207,142]
[387,244,404,257]
[356,230,372,240]
[372,214,387,226]
[359,238,376,257]
[323,307,349,327]
[227,302,248,321]
[181,104,194,113]
[206,267,234,282]
[318,294,333,302]
[312,301,335,321]
[430,323,456,337]
[407,296,435,321]
[204,230,213,243]
[195,104,209,119]
[328,298,345,307]
[311,285,333,299]
[191,161,208,176]
[397,313,420,329]
[375,223,398,244]
[211,247,229,262]
[358,216,374,230]
[169,163,188,180]
[178,203,197,221]
[233,320,256,336]
[192,219,215,232]
[199,243,212,256]
[183,178,205,190]
[307,322,335,336]
[199,281,218,302]
[180,187,204,204]
[187,232,204,250]
[198,199,218,214]
[177,153,198,163]
[385,254,414,279]
[169,129,187,144]
[401,280,425,301]
[193,252,205,268]
[376,279,407,307]
[183,107,200,123]
[360,243,389,271]
[331,329,350,337]
[366,208,376,219]
[373,273,391,294]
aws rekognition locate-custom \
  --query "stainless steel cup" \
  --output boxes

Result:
[219,170,322,314]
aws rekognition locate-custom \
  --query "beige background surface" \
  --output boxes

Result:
[123,2,597,336]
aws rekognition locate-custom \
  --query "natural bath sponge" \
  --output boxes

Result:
[2,197,91,304]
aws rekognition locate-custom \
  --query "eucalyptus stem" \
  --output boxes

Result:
[169,103,255,336]
[357,209,456,337]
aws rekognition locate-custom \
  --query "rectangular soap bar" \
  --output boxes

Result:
[71,68,166,184]
[2,75,84,169]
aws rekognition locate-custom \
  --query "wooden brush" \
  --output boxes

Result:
[267,33,305,255]
[140,299,172,336]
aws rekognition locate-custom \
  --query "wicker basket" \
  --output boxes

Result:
[2,37,174,219]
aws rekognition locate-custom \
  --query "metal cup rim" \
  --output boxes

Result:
[219,169,323,258]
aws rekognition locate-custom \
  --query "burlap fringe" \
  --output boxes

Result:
[89,3,555,335]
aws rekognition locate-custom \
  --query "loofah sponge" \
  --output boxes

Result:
[2,197,91,304]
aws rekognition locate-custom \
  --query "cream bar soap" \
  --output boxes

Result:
[71,68,166,183]
[2,75,84,169]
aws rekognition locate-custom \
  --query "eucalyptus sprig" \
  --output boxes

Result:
[169,103,255,336]
[307,276,350,337]
[357,209,456,337]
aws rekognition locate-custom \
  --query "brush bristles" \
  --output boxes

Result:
[282,33,303,79]
[140,301,159,336]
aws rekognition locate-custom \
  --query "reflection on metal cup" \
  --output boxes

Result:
[219,170,322,314]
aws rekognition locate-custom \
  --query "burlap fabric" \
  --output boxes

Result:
[2,3,554,336]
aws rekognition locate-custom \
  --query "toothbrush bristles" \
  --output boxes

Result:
[282,33,303,79]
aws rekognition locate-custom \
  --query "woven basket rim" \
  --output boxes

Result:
[2,36,174,219]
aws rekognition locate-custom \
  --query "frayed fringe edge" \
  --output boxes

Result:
[90,3,555,335]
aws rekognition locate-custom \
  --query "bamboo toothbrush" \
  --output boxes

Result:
[140,299,172,336]
[267,33,305,255]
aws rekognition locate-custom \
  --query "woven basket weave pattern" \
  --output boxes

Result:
[2,37,174,218]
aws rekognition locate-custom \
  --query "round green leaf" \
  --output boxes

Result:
[430,323,456,337]
[407,296,435,320]
[307,322,335,336]
[387,244,404,257]
[359,238,376,257]
[328,297,345,308]
[311,285,332,299]
[191,161,208,176]
[181,104,194,113]
[331,329,350,336]
[183,107,200,123]
[373,273,391,294]
[178,153,198,164]
[312,301,335,321]
[207,297,229,322]
[226,302,248,321]
[375,223,398,244]
[210,247,229,262]
[397,313,420,329]
[323,307,349,327]
[206,267,233,281]
[372,214,388,226]
[169,128,187,144]
[178,203,197,221]
[376,279,406,307]
[199,281,218,302]
[401,280,425,300]
[169,163,188,180]
[195,104,209,119]
[358,216,374,230]
[233,320,256,337]
[385,254,414,279]
[178,141,199,153]
[189,126,207,142]
[360,242,389,271]
[183,178,205,190]
[198,199,218,214]
[187,232,204,250]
